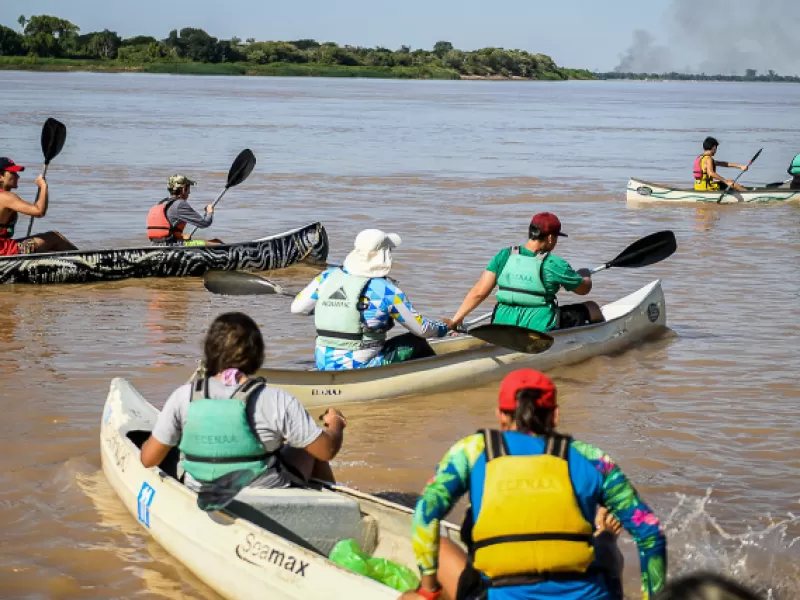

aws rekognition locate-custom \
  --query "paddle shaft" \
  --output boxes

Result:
[25,164,49,238]
[187,187,228,239]
[717,149,762,203]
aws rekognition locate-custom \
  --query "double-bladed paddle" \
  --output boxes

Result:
[186,149,257,239]
[26,118,67,237]
[717,148,762,204]
[466,230,677,327]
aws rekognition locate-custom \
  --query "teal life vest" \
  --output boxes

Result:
[178,376,274,483]
[496,247,556,308]
[314,269,391,350]
[788,154,800,176]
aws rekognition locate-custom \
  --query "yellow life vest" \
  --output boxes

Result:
[694,155,720,191]
[471,429,595,582]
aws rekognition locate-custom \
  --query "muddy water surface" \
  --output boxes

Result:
[1,72,799,598]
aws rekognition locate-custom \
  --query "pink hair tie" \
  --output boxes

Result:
[220,368,242,386]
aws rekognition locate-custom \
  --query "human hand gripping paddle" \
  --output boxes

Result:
[466,230,678,328]
[186,149,256,240]
[25,118,68,238]
[717,148,762,204]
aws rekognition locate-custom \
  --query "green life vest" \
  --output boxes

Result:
[314,269,389,350]
[496,247,556,308]
[178,376,274,483]
[788,154,800,176]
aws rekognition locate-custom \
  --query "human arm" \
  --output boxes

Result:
[450,271,497,328]
[412,434,485,587]
[172,200,213,229]
[0,176,48,217]
[385,281,449,338]
[269,388,344,462]
[141,387,187,468]
[704,157,736,187]
[715,160,747,170]
[303,408,346,461]
[289,270,331,314]
[572,441,667,599]
[545,256,592,296]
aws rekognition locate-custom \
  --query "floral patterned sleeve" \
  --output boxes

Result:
[571,441,668,599]
[410,433,486,575]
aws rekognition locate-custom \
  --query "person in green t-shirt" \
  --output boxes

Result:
[449,212,604,332]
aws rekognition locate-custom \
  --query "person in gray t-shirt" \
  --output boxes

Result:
[147,173,224,246]
[141,312,347,490]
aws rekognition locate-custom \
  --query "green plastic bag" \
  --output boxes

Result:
[329,539,420,592]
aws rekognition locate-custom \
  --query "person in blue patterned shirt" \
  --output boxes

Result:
[402,368,667,600]
[290,229,452,371]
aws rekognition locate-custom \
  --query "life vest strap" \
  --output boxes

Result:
[315,328,364,341]
[472,531,593,551]
[183,452,272,464]
[486,565,602,588]
[480,430,574,463]
[497,285,549,297]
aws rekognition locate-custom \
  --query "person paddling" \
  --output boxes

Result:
[693,137,748,192]
[449,213,603,332]
[290,229,451,371]
[146,174,223,246]
[141,312,345,490]
[0,157,77,256]
[402,368,667,600]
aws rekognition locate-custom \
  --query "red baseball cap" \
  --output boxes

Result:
[530,212,567,237]
[0,157,24,173]
[498,368,558,412]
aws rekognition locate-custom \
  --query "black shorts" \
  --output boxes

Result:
[557,303,591,329]
[456,564,487,600]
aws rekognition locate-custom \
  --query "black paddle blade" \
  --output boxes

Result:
[41,118,67,164]
[196,469,259,511]
[607,230,676,269]
[203,269,292,296]
[226,149,256,189]
[749,148,763,164]
[467,324,554,354]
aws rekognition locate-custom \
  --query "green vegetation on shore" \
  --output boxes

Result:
[0,15,595,81]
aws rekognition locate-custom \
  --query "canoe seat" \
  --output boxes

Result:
[228,487,376,557]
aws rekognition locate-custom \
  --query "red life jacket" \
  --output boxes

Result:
[0,198,20,256]
[146,198,186,240]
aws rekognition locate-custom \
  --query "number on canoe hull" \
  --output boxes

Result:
[137,482,156,527]
[637,186,653,196]
[647,303,660,323]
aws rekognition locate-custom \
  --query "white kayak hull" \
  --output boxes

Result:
[100,379,460,600]
[258,280,667,408]
[626,178,800,204]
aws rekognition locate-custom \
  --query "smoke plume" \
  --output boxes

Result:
[615,0,800,75]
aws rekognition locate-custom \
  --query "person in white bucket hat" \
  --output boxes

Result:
[291,229,452,371]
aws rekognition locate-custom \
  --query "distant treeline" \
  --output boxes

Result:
[597,69,800,83]
[0,14,595,80]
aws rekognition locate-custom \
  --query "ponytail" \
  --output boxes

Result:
[512,388,554,435]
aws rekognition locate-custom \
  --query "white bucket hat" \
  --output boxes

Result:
[343,229,402,278]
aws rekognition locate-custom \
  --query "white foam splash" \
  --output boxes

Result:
[659,488,800,598]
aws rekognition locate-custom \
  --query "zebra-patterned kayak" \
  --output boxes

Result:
[0,222,328,285]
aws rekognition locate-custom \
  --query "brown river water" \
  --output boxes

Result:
[1,72,799,598]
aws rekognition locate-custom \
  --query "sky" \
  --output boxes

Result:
[8,0,799,75]
[7,0,672,71]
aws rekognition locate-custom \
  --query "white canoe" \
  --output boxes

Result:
[626,178,800,204]
[100,378,461,600]
[258,279,667,408]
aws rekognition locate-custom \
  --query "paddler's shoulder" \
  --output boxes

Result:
[568,438,619,471]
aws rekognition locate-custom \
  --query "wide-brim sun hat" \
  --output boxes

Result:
[342,229,402,278]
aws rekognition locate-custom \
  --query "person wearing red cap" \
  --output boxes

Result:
[0,157,77,255]
[449,212,603,332]
[404,368,667,600]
